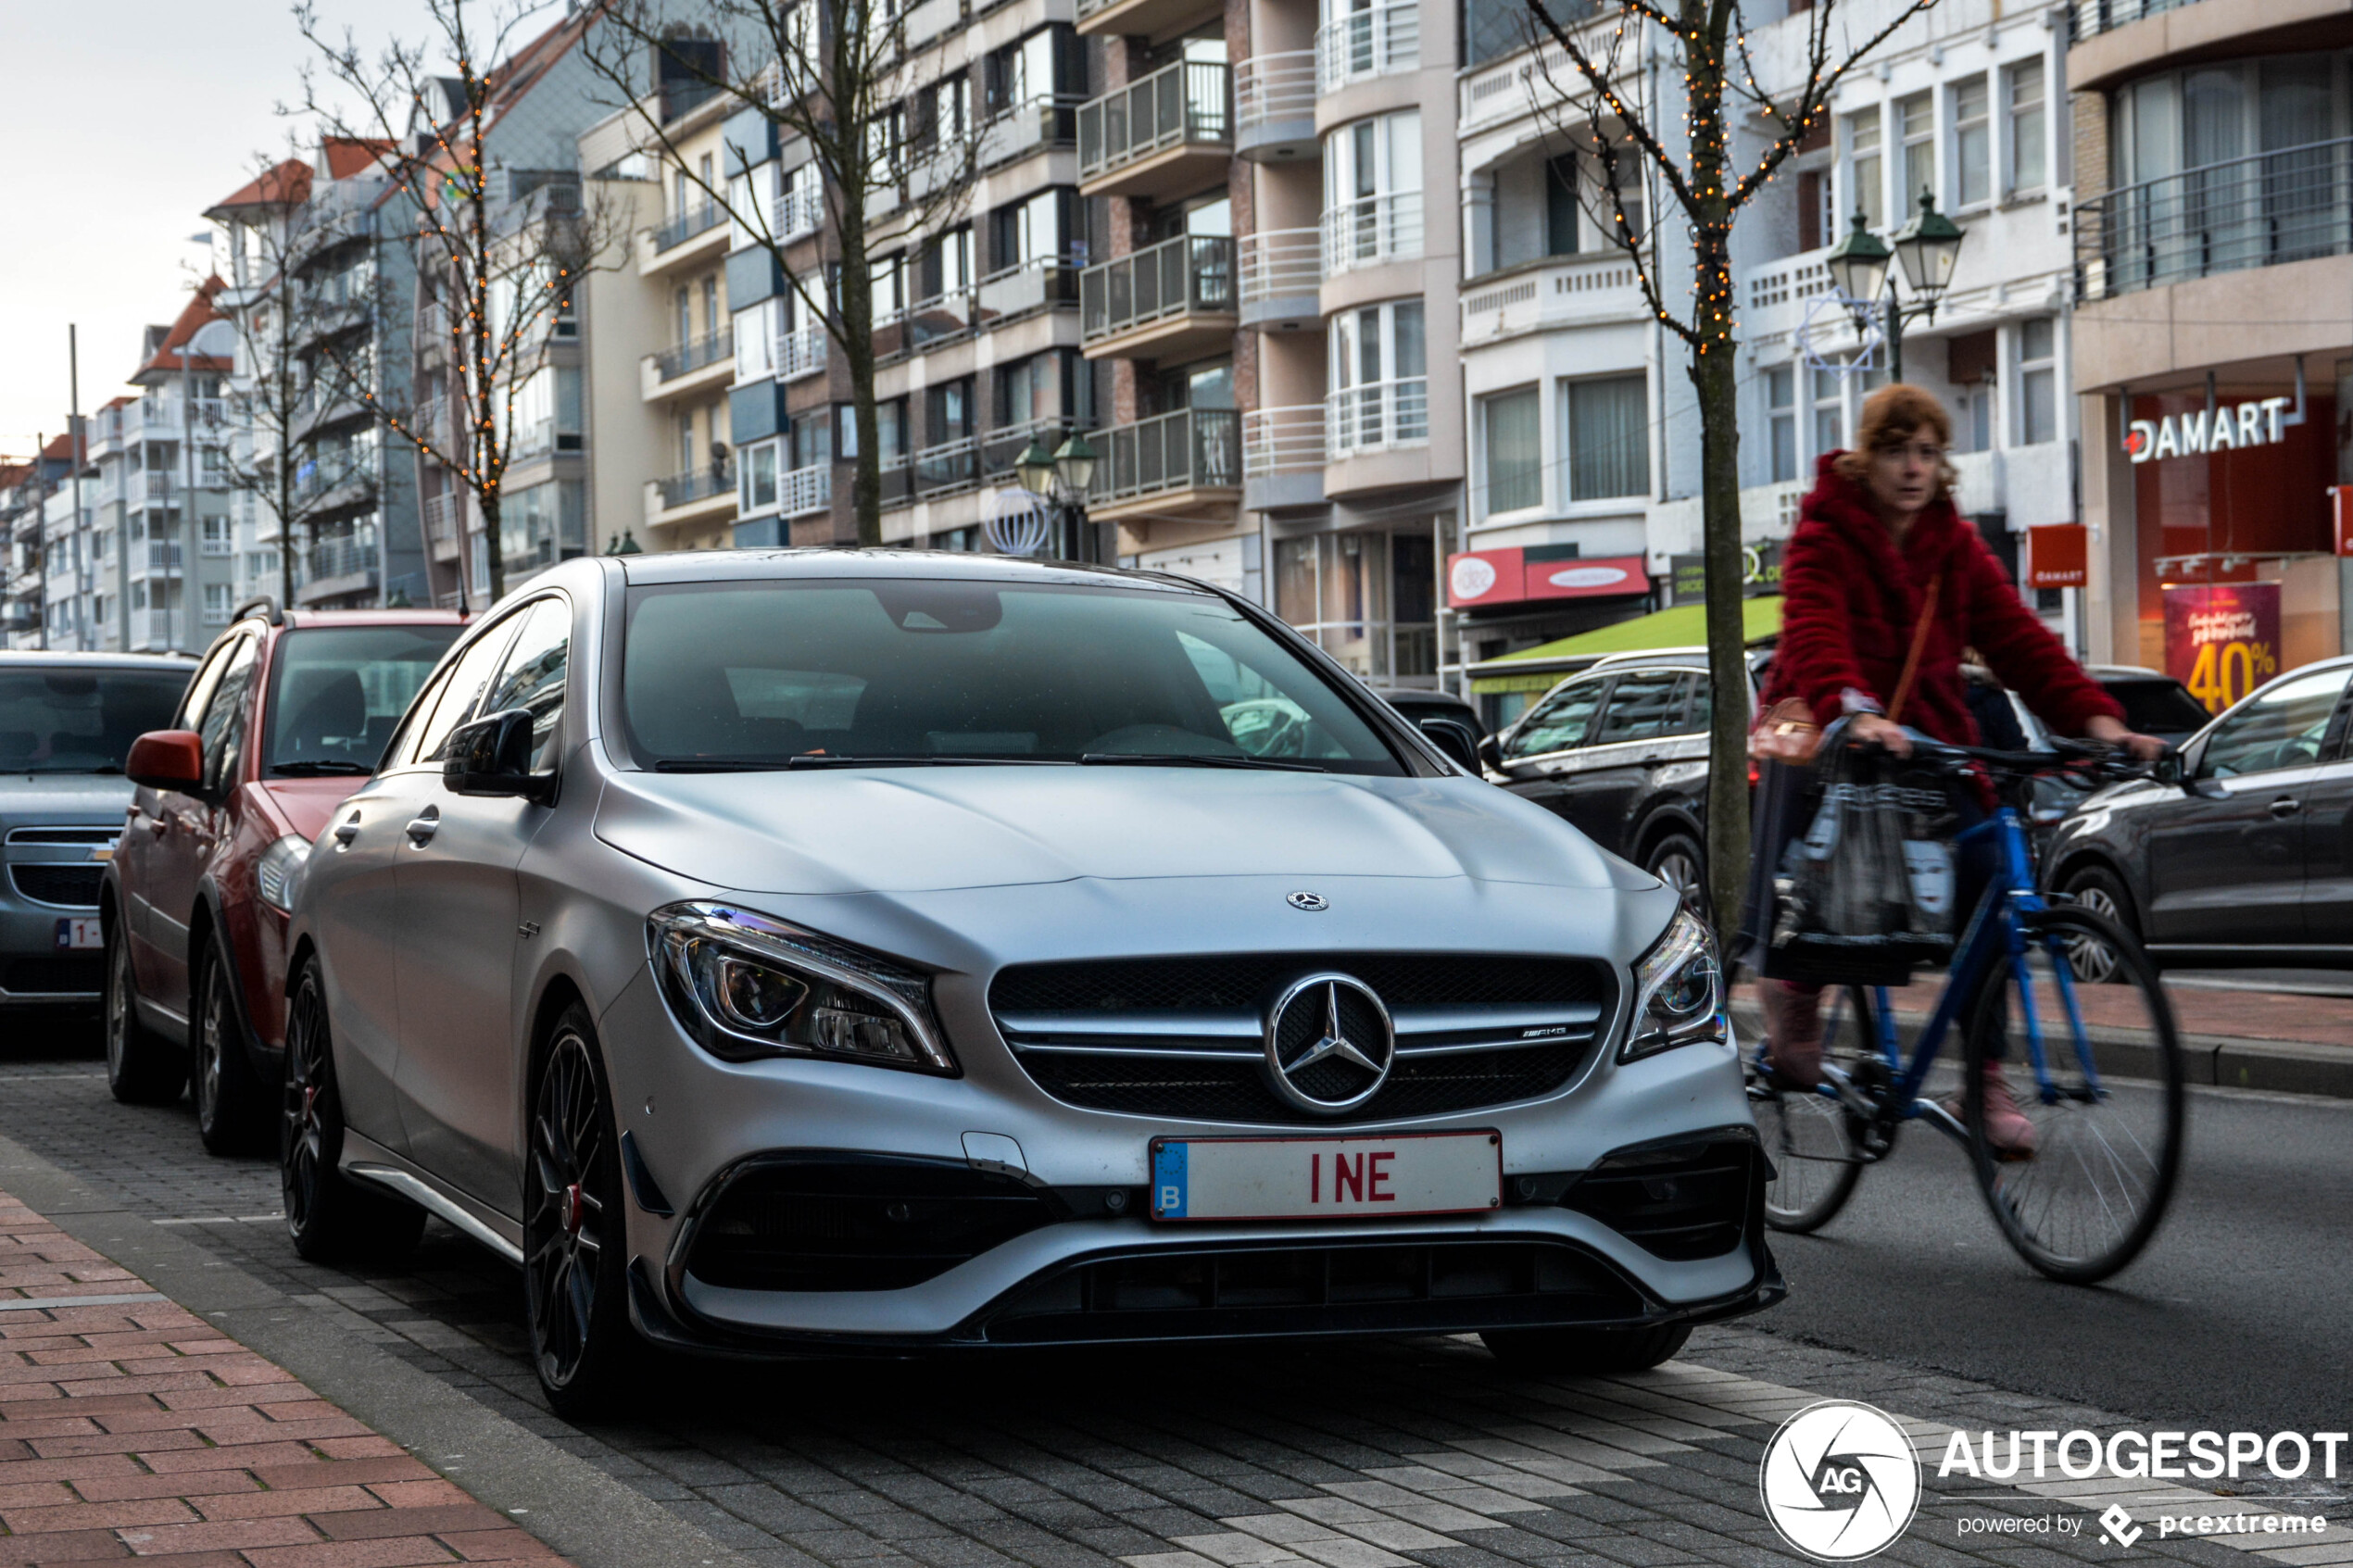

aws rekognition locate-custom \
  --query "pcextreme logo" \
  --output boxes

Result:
[1759,1400,1924,1562]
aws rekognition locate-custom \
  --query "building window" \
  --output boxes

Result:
[1544,153,1579,257]
[871,252,905,318]
[1768,367,1797,483]
[1328,300,1427,455]
[741,441,780,512]
[1898,93,1934,214]
[2019,318,2057,445]
[1566,374,1649,501]
[1845,107,1883,229]
[204,583,233,624]
[1813,365,1844,457]
[1482,387,1542,516]
[1324,109,1423,269]
[1955,77,1991,207]
[2006,58,2045,193]
[1272,531,1434,679]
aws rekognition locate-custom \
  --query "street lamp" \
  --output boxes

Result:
[1009,432,1099,561]
[1825,191,1966,383]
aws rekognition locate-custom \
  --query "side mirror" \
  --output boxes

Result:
[2152,751,2183,787]
[1417,716,1481,772]
[126,730,205,793]
[444,708,551,801]
[1476,732,1504,771]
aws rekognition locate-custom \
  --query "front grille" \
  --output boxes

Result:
[979,1240,1646,1344]
[3,957,104,996]
[1563,1131,1759,1261]
[991,954,1615,1124]
[11,864,103,908]
[4,828,118,846]
[685,1158,1059,1293]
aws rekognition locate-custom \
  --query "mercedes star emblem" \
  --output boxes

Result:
[1262,972,1395,1114]
[1286,890,1328,911]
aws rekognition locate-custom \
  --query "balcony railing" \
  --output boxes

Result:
[654,328,735,382]
[424,491,461,545]
[779,322,828,381]
[1327,377,1428,456]
[2076,137,2353,301]
[145,542,184,574]
[977,254,1084,321]
[978,94,1083,168]
[914,438,980,496]
[1243,406,1327,479]
[199,533,233,558]
[1093,407,1240,504]
[131,473,174,508]
[305,538,379,583]
[1323,191,1423,273]
[1317,0,1418,91]
[909,289,977,352]
[782,462,832,517]
[1078,61,1231,185]
[658,465,733,511]
[2069,0,2202,39]
[652,201,725,252]
[774,183,824,243]
[1239,229,1323,309]
[1080,234,1236,346]
[1235,51,1315,137]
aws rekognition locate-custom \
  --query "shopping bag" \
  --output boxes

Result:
[1768,744,1962,978]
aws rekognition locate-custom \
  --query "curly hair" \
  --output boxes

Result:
[1831,383,1960,498]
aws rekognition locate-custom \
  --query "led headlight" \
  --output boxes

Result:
[647,902,956,1073]
[1622,908,1727,1061]
[256,834,311,915]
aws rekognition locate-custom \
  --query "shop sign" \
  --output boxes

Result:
[2024,524,2087,589]
[2162,582,2281,715]
[2125,399,2294,463]
[1446,548,1649,608]
[1667,542,1783,606]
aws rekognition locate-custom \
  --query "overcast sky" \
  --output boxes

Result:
[0,0,416,459]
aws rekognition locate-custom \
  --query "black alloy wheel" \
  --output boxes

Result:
[1479,1323,1692,1374]
[524,1009,637,1415]
[194,938,272,1155]
[1644,833,1708,919]
[281,959,424,1262]
[2058,866,2136,985]
[105,925,186,1106]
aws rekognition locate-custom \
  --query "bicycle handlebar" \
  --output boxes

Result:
[1824,719,2174,786]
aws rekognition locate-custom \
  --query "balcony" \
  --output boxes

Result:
[978,94,1082,169]
[653,201,725,253]
[774,184,824,245]
[643,327,736,401]
[2076,137,2353,301]
[144,541,184,575]
[1077,62,1231,200]
[424,492,462,556]
[1075,0,1221,44]
[779,322,828,382]
[976,255,1083,324]
[1088,407,1241,521]
[647,464,736,527]
[641,201,728,276]
[1235,51,1315,163]
[1323,191,1423,275]
[1459,254,1647,347]
[299,537,380,602]
[913,438,979,497]
[782,462,832,518]
[1239,229,1322,328]
[1317,0,1418,92]
[1327,376,1428,458]
[128,473,174,510]
[1080,235,1237,360]
[1242,405,1327,510]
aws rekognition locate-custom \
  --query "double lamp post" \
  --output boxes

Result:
[1823,190,1968,383]
[1010,432,1099,561]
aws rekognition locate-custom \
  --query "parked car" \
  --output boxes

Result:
[283,552,1778,1411]
[1,653,192,1015]
[2044,655,2353,977]
[103,602,466,1150]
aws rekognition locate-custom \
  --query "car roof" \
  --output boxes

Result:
[616,547,1212,595]
[277,608,470,629]
[0,649,195,670]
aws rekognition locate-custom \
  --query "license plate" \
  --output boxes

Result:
[1150,1131,1502,1222]
[55,918,103,951]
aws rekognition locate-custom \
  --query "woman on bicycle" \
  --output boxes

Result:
[1752,383,2163,1153]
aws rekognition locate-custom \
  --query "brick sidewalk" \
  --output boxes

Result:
[0,1189,561,1568]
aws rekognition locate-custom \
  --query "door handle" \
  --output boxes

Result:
[2270,797,2301,818]
[332,815,361,847]
[404,808,441,846]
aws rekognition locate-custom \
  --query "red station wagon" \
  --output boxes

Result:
[105,601,465,1151]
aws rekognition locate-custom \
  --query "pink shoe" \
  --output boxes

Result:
[1761,982,1824,1088]
[1949,1062,2038,1158]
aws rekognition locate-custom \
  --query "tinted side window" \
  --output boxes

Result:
[2200,669,2347,779]
[1592,671,1683,746]
[480,597,570,771]
[1676,674,1711,736]
[197,635,260,795]
[1506,677,1606,759]
[403,620,524,767]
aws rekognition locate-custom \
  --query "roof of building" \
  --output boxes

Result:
[40,434,76,462]
[208,157,312,215]
[321,136,395,179]
[134,279,233,379]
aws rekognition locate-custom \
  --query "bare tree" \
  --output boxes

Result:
[583,0,986,546]
[1520,0,1939,929]
[295,0,620,605]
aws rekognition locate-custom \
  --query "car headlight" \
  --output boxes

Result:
[646,901,956,1073]
[1622,908,1727,1061]
[256,834,311,915]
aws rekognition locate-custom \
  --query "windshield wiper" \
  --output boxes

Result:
[267,760,374,777]
[1080,752,1327,773]
[650,755,1062,772]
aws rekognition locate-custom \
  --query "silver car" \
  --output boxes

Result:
[1,653,190,1014]
[284,552,1778,1412]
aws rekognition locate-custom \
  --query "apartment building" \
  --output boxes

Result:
[1,436,74,648]
[2066,0,2353,677]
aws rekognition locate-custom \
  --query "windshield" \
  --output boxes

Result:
[264,625,465,774]
[620,579,1404,773]
[0,666,189,774]
[2106,678,2212,737]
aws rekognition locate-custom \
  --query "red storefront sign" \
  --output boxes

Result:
[1445,549,1648,608]
[2024,524,2087,589]
[2162,582,2282,715]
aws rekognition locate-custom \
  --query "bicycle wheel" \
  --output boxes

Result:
[1961,905,2184,1285]
[1755,985,1872,1234]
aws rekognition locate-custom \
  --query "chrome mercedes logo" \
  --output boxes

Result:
[1262,972,1394,1114]
[1286,891,1328,911]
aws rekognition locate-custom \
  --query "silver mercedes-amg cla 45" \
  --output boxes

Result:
[282,550,1779,1411]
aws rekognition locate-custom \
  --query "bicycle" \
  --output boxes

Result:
[1744,735,2186,1285]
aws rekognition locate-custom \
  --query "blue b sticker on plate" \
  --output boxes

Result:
[1151,1141,1188,1219]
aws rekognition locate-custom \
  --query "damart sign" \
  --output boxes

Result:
[2125,398,2295,463]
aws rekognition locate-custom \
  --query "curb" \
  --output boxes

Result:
[0,1125,760,1568]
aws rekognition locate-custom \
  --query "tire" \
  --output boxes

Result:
[2057,865,2136,985]
[105,926,185,1105]
[1754,985,1870,1235]
[1961,905,2185,1285]
[1479,1323,1692,1374]
[524,1008,640,1417]
[281,959,426,1263]
[194,937,273,1156]
[1642,831,1708,919]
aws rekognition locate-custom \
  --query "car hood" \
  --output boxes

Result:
[0,772,135,824]
[592,765,1635,896]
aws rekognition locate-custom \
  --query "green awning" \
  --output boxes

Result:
[1468,596,1781,695]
